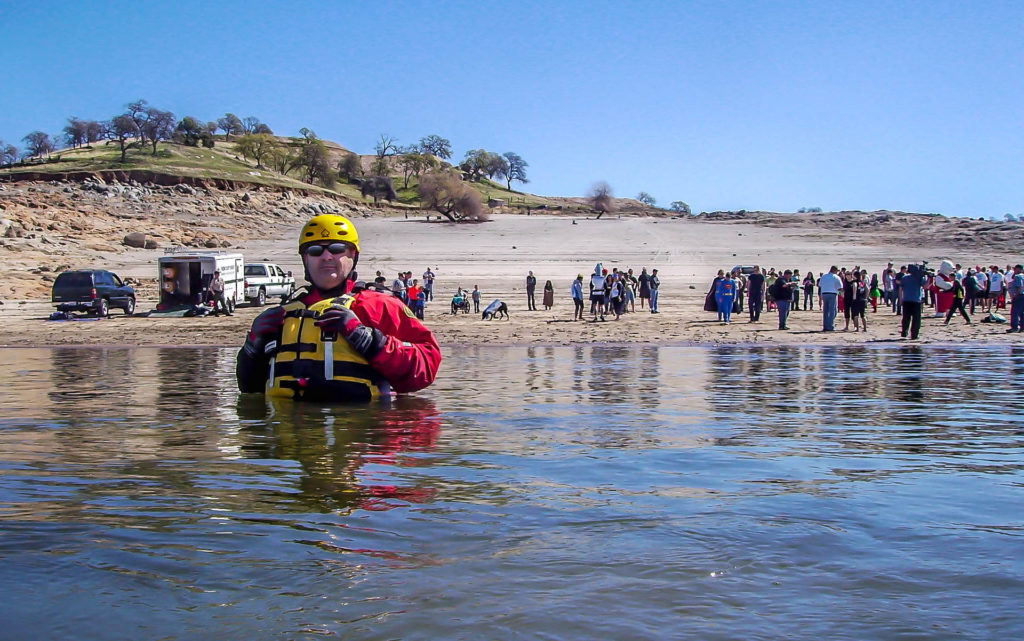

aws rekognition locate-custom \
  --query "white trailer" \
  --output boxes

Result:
[157,250,245,312]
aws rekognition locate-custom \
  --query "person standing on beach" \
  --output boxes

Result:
[892,265,906,315]
[208,270,232,316]
[590,264,606,321]
[422,267,435,301]
[526,271,537,311]
[819,265,843,331]
[803,270,816,311]
[850,271,868,331]
[638,268,651,309]
[392,272,407,304]
[1007,264,1024,332]
[471,285,481,313]
[543,280,554,310]
[649,269,661,314]
[882,263,895,308]
[986,266,1004,314]
[900,264,928,339]
[407,279,423,319]
[944,274,971,326]
[771,269,798,329]
[964,268,980,315]
[715,271,737,323]
[747,266,766,322]
[790,269,802,311]
[236,213,441,401]
[571,274,585,320]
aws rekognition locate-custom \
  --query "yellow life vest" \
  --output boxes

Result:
[267,295,382,402]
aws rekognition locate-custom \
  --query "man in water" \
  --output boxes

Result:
[236,214,441,401]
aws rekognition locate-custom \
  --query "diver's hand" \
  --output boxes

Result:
[242,306,285,357]
[316,306,386,359]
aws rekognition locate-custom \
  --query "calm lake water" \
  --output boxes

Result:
[1,345,1023,640]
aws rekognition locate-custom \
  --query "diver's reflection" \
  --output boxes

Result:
[236,396,442,514]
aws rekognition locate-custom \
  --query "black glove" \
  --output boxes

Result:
[242,306,285,357]
[316,305,387,360]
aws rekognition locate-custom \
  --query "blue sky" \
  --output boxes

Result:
[2,0,1023,217]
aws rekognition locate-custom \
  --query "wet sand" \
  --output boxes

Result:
[2,214,1019,348]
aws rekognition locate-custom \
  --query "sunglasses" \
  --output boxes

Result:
[305,243,351,257]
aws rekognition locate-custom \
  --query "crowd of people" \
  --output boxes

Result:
[703,262,1024,338]
[346,258,1024,343]
[569,264,659,321]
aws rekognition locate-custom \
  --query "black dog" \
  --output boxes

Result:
[482,300,509,320]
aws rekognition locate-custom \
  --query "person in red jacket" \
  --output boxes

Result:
[236,214,441,400]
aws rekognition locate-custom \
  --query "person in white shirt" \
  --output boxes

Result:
[818,265,844,331]
[987,267,1004,313]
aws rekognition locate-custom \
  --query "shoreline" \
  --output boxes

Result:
[1,295,1017,349]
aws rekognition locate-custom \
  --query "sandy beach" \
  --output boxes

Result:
[2,210,1021,348]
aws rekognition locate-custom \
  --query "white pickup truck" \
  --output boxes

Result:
[243,262,296,305]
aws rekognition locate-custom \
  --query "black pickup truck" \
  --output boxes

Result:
[51,269,136,316]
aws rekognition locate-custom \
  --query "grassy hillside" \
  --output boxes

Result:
[0,137,621,215]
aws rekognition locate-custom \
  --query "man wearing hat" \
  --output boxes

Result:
[208,269,232,316]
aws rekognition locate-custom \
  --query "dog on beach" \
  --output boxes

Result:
[482,299,509,320]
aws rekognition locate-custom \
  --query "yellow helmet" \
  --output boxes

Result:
[299,214,360,254]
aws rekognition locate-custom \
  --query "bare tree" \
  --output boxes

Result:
[418,134,452,159]
[588,181,614,219]
[85,120,104,144]
[105,115,139,162]
[418,170,487,222]
[21,131,54,158]
[141,108,176,154]
[126,99,150,145]
[499,152,529,190]
[217,113,244,141]
[241,116,268,135]
[63,117,88,149]
[374,133,399,158]
[0,141,18,166]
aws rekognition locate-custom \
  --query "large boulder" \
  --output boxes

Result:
[123,232,147,248]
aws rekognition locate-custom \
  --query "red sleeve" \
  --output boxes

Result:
[351,291,442,393]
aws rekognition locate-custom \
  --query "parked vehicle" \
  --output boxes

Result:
[731,265,758,275]
[158,250,245,311]
[244,262,295,305]
[52,269,136,316]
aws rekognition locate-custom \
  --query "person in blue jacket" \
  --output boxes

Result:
[715,271,737,323]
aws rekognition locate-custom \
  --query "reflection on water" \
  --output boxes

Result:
[1,345,1023,640]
